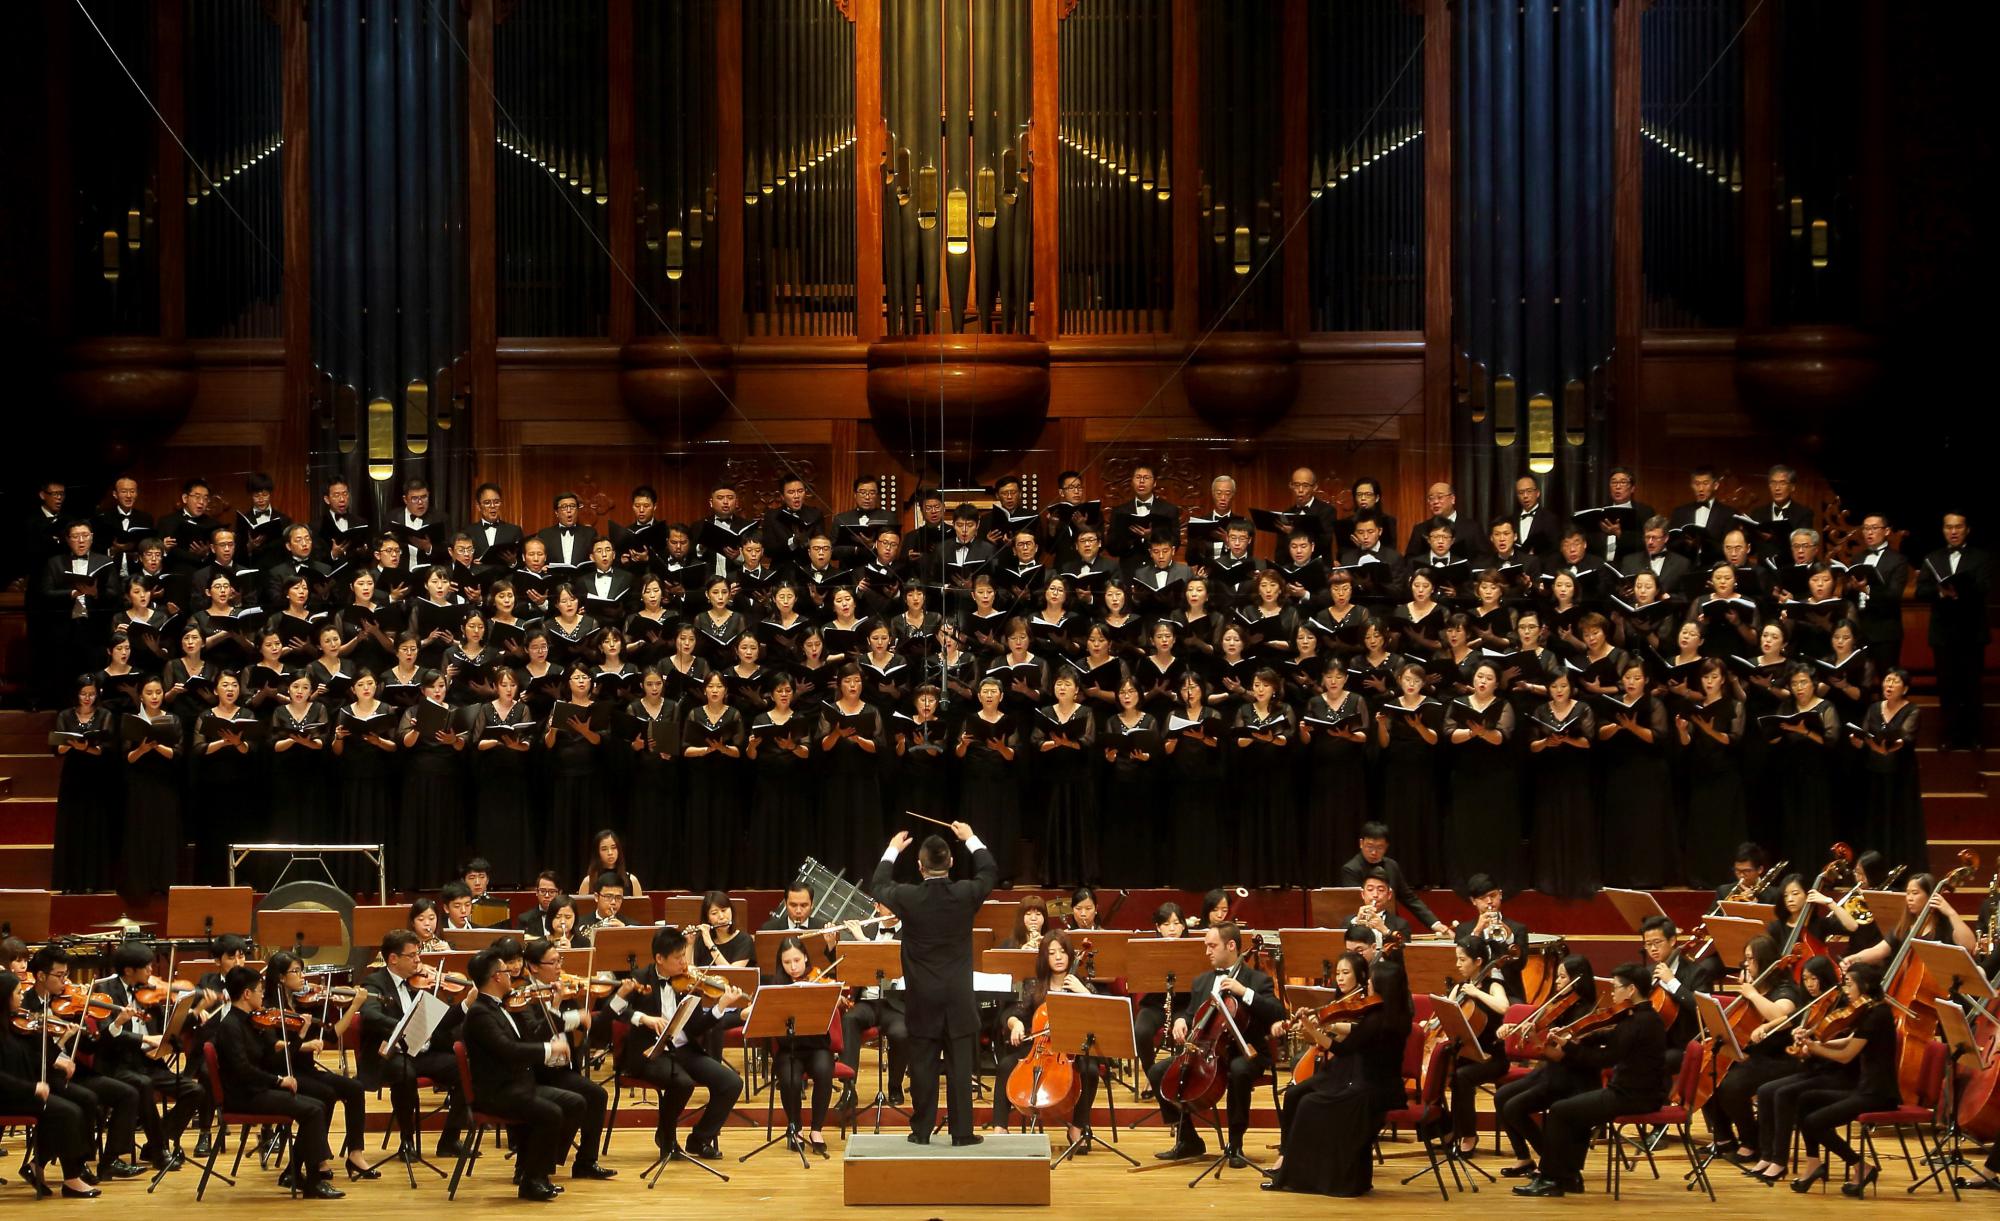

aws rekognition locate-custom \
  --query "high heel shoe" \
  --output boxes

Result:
[1840,1163,1879,1198]
[808,1136,829,1159]
[346,1157,381,1181]
[1790,1163,1828,1192]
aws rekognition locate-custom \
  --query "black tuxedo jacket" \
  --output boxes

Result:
[870,845,999,1038]
[462,993,549,1111]
[613,964,734,1066]
[1104,498,1182,558]
[1619,549,1694,596]
[575,565,636,606]
[1183,964,1286,1060]
[37,551,113,613]
[466,520,526,564]
[762,506,826,566]
[92,507,155,555]
[1513,508,1569,558]
[1852,546,1910,650]
[534,524,599,569]
[1336,852,1441,929]
[1586,499,1655,562]
[212,1006,284,1098]
[1667,500,1735,553]
[357,966,463,1087]
[1918,545,1993,647]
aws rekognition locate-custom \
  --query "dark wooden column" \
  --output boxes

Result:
[279,0,312,504]
[716,1,745,344]
[1612,0,1643,466]
[1170,0,1199,342]
[1740,0,1772,328]
[1031,0,1060,343]
[468,0,501,488]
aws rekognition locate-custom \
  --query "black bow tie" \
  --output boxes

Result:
[560,527,574,535]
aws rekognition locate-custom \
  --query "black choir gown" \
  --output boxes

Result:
[1768,697,1841,864]
[624,697,681,884]
[1101,712,1162,886]
[1272,1007,1409,1196]
[1858,702,1926,874]
[470,701,539,887]
[121,713,183,897]
[957,714,1023,883]
[545,705,608,871]
[682,705,746,887]
[1034,705,1099,886]
[891,714,951,826]
[1232,703,1299,887]
[335,705,399,894]
[395,703,466,891]
[1527,701,1599,899]
[1679,697,1749,889]
[1301,692,1372,887]
[193,710,261,883]
[267,703,332,843]
[818,703,885,882]
[1444,697,1521,892]
[50,707,121,892]
[1374,699,1445,887]
[746,712,814,888]
[1596,695,1682,888]
[1164,708,1225,886]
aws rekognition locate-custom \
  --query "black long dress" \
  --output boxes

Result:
[624,696,681,884]
[682,704,746,888]
[121,712,183,897]
[1271,1006,1410,1196]
[1768,697,1841,865]
[957,712,1023,882]
[1101,711,1162,886]
[1527,700,1599,899]
[746,711,814,888]
[50,707,121,892]
[1034,704,1099,886]
[1164,707,1225,885]
[1376,698,1445,888]
[1680,696,1749,889]
[334,703,399,896]
[545,703,607,872]
[193,709,261,883]
[1301,691,1372,886]
[395,702,466,891]
[1596,695,1682,888]
[1444,696,1521,893]
[470,700,539,887]
[818,702,884,881]
[267,703,332,843]
[1232,702,1299,887]
[1858,701,1926,874]
[890,712,950,825]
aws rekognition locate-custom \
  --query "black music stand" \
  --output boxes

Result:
[1685,991,1740,1185]
[640,994,731,1186]
[1306,887,1366,930]
[365,984,454,1186]
[1044,992,1140,1168]
[841,939,909,1132]
[1908,942,1994,1196]
[1417,998,1495,1188]
[736,983,844,1169]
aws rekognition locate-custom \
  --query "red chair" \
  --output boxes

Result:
[445,1041,524,1200]
[1852,1040,1948,1196]
[193,1042,302,1200]
[600,1018,657,1158]
[0,1112,39,1188]
[756,1001,859,1141]
[1380,1037,1468,1200]
[1600,1039,1715,1201]
[1482,1002,1539,1151]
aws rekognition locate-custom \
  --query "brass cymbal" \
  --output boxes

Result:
[90,916,158,930]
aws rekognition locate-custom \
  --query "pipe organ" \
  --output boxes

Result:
[634,0,720,336]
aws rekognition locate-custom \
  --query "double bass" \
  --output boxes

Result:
[1688,948,1804,1110]
[1156,936,1263,1113]
[1957,860,2000,1140]
[1882,853,1978,1101]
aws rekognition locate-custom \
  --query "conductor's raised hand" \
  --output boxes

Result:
[888,830,914,855]
[950,820,974,842]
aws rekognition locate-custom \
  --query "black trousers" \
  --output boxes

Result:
[1134,1005,1167,1071]
[384,1049,466,1146]
[1538,1087,1661,1181]
[108,1058,202,1152]
[905,1029,977,1143]
[840,998,909,1088]
[1759,1066,1849,1162]
[1700,1056,1796,1152]
[1450,1049,1511,1141]
[623,1046,742,1150]
[1798,1086,1899,1166]
[1146,1051,1266,1150]
[1496,1065,1584,1162]
[485,1086,583,1181]
[70,1071,139,1160]
[776,1045,835,1131]
[533,1067,606,1166]
[17,1090,93,1178]
[296,1067,367,1156]
[234,1087,331,1167]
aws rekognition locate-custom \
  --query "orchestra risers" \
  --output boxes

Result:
[1922,791,1998,838]
[0,709,56,753]
[842,1133,1052,1206]
[1928,842,1999,878]
[0,794,53,839]
[0,751,58,797]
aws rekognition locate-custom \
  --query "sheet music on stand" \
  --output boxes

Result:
[385,989,451,1056]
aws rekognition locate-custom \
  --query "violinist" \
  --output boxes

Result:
[837,902,909,1113]
[1441,939,1514,1159]
[358,929,469,1160]
[1263,956,1412,1197]
[260,953,375,1181]
[1790,961,1899,1196]
[1640,914,1720,1071]
[766,936,839,1156]
[92,941,202,1170]
[1147,922,1284,1167]
[0,969,101,1196]
[458,948,584,1202]
[1455,873,1531,1000]
[1698,935,1804,1170]
[606,926,748,1161]
[210,966,344,1197]
[992,931,1103,1148]
[1512,962,1668,1198]
[1132,903,1190,1079]
[22,946,145,1178]
[511,939,615,1179]
[1494,954,1598,1180]
[1746,955,1845,1186]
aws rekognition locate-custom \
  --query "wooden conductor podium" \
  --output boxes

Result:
[842,1132,1052,1206]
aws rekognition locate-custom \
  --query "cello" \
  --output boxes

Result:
[1688,948,1803,1110]
[1958,860,2000,1140]
[1157,936,1263,1114]
[1003,996,1082,1126]
[1417,942,1521,1094]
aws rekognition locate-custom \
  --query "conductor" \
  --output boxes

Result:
[871,821,998,1146]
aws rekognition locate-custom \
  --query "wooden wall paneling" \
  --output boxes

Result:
[853,0,884,343]
[469,0,503,501]
[1170,0,1198,341]
[827,418,861,518]
[1280,0,1308,338]
[607,0,636,345]
[278,0,311,506]
[1031,0,1060,342]
[1612,0,1643,470]
[1420,0,1452,487]
[715,0,744,344]
[155,0,187,341]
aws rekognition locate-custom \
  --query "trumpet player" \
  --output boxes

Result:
[1454,872,1533,1003]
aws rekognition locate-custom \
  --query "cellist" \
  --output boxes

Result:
[1640,914,1720,1072]
[1439,939,1514,1159]
[1697,935,1804,1169]
[992,931,1101,1149]
[1147,922,1285,1168]
[1763,872,1837,954]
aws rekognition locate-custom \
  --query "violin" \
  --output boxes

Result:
[133,980,198,1007]
[805,959,855,1011]
[50,990,118,1023]
[1546,994,1637,1049]
[291,984,362,1006]
[1790,996,1869,1056]
[1511,978,1582,1056]
[409,966,475,1001]
[11,1010,81,1038]
[252,1008,313,1034]
[667,969,733,1001]
[1287,988,1382,1086]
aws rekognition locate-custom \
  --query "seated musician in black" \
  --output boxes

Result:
[1441,939,1514,1158]
[837,901,909,1111]
[1495,954,1599,1179]
[0,968,101,1196]
[458,948,584,1201]
[1338,821,1452,936]
[1698,934,1803,1167]
[1146,921,1285,1167]
[1512,962,1668,1198]
[605,926,749,1161]
[93,940,202,1170]
[1351,869,1414,952]
[1791,961,1901,1197]
[1640,914,1720,1072]
[22,946,145,1179]
[211,965,344,1198]
[358,928,469,1158]
[991,931,1105,1148]
[1263,955,1412,1197]
[1132,903,1191,1080]
[510,938,615,1179]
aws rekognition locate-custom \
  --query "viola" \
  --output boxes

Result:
[1287,989,1382,1086]
[253,1008,313,1034]
[668,969,733,1001]
[10,1011,81,1038]
[50,991,118,1023]
[134,980,198,1007]
[1512,978,1583,1057]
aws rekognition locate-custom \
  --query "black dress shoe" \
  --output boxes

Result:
[571,1162,617,1180]
[1260,1178,1286,1192]
[808,1137,829,1159]
[1226,1149,1249,1169]
[278,1167,299,1190]
[906,1132,931,1145]
[688,1138,721,1159]
[1156,1141,1205,1160]
[304,1177,346,1200]
[1840,1163,1880,1198]
[888,1089,906,1106]
[517,1178,560,1202]
[1512,1176,1566,1198]
[1500,1163,1537,1179]
[193,1132,213,1159]
[78,1169,99,1186]
[434,1137,466,1159]
[61,1184,102,1199]
[952,1134,984,1148]
[101,1159,148,1179]
[25,1169,51,1199]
